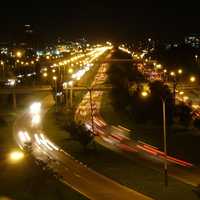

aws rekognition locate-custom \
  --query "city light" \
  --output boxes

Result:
[190,76,196,82]
[68,68,74,74]
[170,71,175,76]
[68,80,73,86]
[9,151,24,162]
[183,96,189,101]
[156,64,162,69]
[63,82,68,89]
[178,69,183,74]
[53,76,57,80]
[141,91,148,97]
[16,51,22,58]
[43,72,48,77]
[179,91,184,95]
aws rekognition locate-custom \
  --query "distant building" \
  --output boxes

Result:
[185,34,200,49]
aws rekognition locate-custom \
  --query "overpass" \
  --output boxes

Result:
[0,86,52,94]
[96,59,133,64]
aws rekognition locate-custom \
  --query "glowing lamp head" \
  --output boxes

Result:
[183,96,189,101]
[68,81,73,86]
[9,151,24,162]
[178,69,183,74]
[16,51,22,58]
[43,72,48,77]
[141,91,148,97]
[170,71,175,76]
[190,76,196,82]
[68,68,74,74]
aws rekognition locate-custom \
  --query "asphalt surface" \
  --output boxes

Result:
[13,67,153,199]
[75,56,200,187]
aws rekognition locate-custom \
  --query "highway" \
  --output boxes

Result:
[13,50,153,200]
[75,53,200,187]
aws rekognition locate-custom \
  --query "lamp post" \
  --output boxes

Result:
[162,97,168,187]
[141,91,168,187]
[53,76,58,111]
[169,71,177,106]
[89,89,95,134]
[63,82,68,107]
[1,61,5,80]
[195,54,198,63]
[190,76,196,83]
[9,150,24,163]
[68,81,73,108]
[9,79,17,110]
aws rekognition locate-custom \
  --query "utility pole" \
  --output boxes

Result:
[162,98,168,187]
[12,84,17,110]
[89,89,95,134]
[70,86,73,108]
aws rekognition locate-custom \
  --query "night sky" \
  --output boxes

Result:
[0,0,200,42]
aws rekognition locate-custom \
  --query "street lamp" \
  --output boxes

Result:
[68,68,74,74]
[1,61,5,79]
[43,72,48,77]
[195,54,198,63]
[169,71,177,105]
[178,69,183,75]
[170,71,175,76]
[68,80,74,108]
[53,76,58,111]
[141,91,168,187]
[16,51,22,58]
[156,64,162,69]
[141,91,148,97]
[9,151,24,162]
[8,79,17,109]
[179,91,184,95]
[190,76,196,83]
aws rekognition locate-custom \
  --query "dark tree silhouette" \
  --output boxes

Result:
[176,103,193,127]
[64,120,94,150]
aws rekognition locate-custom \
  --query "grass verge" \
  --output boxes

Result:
[43,107,199,200]
[100,91,200,164]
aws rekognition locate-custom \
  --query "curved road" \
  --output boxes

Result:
[13,75,153,198]
[75,55,200,187]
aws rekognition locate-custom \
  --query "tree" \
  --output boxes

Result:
[193,118,200,129]
[130,81,174,126]
[107,50,145,112]
[176,103,193,127]
[64,120,94,150]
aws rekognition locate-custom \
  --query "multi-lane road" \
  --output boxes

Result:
[13,48,200,199]
[13,52,153,200]
[75,53,200,187]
